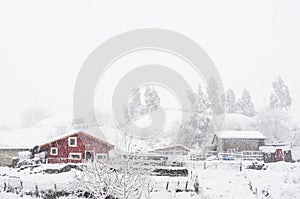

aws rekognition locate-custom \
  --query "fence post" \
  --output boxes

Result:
[194,182,199,195]
[240,160,243,172]
[35,185,39,198]
[185,181,188,191]
[54,183,57,196]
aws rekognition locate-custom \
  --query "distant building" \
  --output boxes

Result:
[38,131,114,164]
[212,131,266,152]
[260,145,293,163]
[149,145,190,156]
[0,147,30,166]
[147,145,190,166]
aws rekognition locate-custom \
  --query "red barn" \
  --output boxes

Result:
[38,131,114,164]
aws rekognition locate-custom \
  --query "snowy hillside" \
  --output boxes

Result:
[0,115,154,152]
[0,115,74,149]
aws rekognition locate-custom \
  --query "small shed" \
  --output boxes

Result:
[212,131,266,152]
[0,147,30,166]
[38,131,114,164]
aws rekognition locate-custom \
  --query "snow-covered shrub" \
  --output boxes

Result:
[71,156,149,199]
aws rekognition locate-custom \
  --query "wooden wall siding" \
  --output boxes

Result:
[44,133,112,164]
[217,139,265,152]
[79,134,110,155]
[46,134,84,163]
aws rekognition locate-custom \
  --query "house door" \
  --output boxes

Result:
[275,149,283,161]
[85,151,94,161]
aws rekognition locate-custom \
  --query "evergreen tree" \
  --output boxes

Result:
[220,94,226,114]
[128,87,142,120]
[207,78,224,114]
[123,105,130,123]
[144,86,152,111]
[225,89,237,113]
[145,85,161,112]
[191,85,210,135]
[270,77,292,110]
[177,85,210,147]
[253,108,292,143]
[188,85,209,114]
[238,89,255,117]
[151,87,160,110]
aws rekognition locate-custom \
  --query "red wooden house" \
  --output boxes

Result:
[38,131,114,164]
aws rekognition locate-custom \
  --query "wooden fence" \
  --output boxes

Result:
[189,151,263,161]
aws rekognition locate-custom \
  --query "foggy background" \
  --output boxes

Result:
[0,0,299,129]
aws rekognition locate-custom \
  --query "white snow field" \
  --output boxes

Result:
[0,161,300,199]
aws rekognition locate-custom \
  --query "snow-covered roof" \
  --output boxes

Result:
[215,131,267,139]
[259,145,291,153]
[150,144,190,152]
[39,130,114,149]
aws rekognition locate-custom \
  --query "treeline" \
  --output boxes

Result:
[123,86,161,123]
[120,76,293,147]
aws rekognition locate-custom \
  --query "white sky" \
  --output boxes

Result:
[0,0,300,128]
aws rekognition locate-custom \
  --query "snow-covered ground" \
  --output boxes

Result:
[186,161,300,198]
[1,161,300,198]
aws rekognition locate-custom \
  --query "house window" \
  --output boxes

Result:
[68,137,77,147]
[96,153,107,160]
[50,147,58,155]
[69,153,81,160]
[85,151,94,161]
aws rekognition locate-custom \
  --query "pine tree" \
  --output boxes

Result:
[144,85,161,112]
[123,105,130,123]
[238,89,255,117]
[144,86,152,111]
[178,85,210,147]
[220,94,226,114]
[128,87,142,120]
[192,85,210,135]
[270,77,292,110]
[225,89,237,113]
[253,108,292,143]
[236,98,243,114]
[207,78,224,114]
[188,85,209,114]
[151,86,160,110]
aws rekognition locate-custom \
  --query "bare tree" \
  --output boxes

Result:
[71,128,149,199]
[72,158,148,199]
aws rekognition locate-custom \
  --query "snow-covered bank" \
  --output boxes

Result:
[1,161,300,198]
